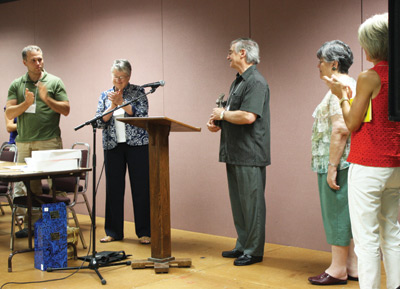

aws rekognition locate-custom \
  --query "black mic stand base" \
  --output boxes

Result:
[47,254,132,285]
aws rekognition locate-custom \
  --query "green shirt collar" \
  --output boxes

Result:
[22,70,48,83]
[240,65,256,80]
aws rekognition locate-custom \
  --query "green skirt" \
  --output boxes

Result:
[318,168,352,246]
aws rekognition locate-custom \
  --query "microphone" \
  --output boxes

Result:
[140,80,165,88]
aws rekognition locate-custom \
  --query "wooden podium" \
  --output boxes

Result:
[119,117,201,273]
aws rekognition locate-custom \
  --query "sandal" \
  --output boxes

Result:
[139,236,151,244]
[100,236,115,243]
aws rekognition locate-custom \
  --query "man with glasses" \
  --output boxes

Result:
[5,45,70,238]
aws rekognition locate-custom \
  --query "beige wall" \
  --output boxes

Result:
[0,0,389,251]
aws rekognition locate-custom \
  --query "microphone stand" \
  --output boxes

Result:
[47,86,159,285]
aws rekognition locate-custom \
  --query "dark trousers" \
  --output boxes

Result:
[104,143,151,239]
[226,164,266,256]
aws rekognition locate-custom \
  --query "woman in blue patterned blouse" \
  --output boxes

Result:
[95,59,151,244]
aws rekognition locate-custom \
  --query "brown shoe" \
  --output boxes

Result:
[308,272,347,285]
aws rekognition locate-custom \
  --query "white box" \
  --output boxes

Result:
[25,149,81,172]
[31,149,81,161]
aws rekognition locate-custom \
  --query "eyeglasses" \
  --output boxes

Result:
[113,75,129,81]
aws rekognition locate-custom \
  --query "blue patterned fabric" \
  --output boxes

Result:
[34,202,67,271]
[95,83,149,150]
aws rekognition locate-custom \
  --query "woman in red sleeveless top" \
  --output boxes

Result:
[325,13,400,289]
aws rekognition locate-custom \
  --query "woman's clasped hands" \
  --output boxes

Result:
[108,89,124,107]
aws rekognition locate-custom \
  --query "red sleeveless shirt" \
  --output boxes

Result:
[347,61,400,167]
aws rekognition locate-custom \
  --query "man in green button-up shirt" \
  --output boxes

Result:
[207,38,270,266]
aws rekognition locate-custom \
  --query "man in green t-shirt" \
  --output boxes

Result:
[207,38,270,266]
[5,45,70,238]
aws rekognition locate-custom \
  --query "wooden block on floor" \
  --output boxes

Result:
[154,262,169,273]
[170,258,191,268]
[131,257,191,273]
[131,259,154,269]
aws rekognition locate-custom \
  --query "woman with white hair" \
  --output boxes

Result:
[325,13,400,289]
[95,59,151,245]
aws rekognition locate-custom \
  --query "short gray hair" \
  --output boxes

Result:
[358,13,388,61]
[111,59,132,76]
[231,38,260,64]
[316,40,354,74]
[22,45,42,60]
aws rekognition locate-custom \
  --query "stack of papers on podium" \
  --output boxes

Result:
[25,149,81,172]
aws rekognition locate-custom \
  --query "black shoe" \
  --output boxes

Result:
[222,249,243,258]
[234,254,263,266]
[348,275,359,281]
[15,228,33,238]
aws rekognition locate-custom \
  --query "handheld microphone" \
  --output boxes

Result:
[141,80,165,88]
[216,93,226,107]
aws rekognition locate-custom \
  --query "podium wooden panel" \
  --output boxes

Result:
[119,117,200,273]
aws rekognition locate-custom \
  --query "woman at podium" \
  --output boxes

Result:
[95,59,151,244]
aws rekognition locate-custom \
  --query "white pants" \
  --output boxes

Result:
[348,164,400,289]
